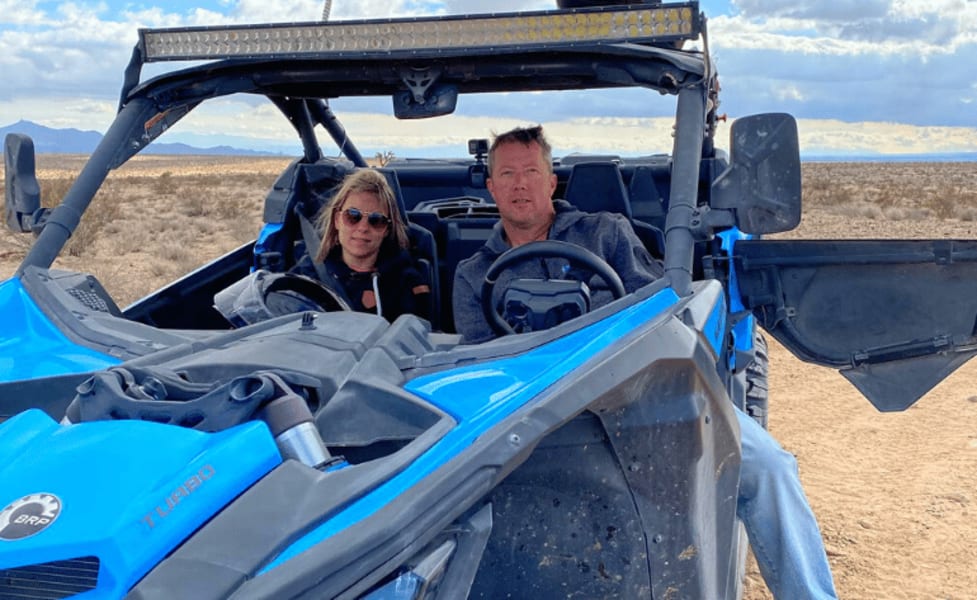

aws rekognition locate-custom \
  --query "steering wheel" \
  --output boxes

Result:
[262,272,352,316]
[480,240,626,335]
[215,271,351,328]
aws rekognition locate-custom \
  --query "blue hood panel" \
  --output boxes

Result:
[0,409,281,598]
[0,277,120,383]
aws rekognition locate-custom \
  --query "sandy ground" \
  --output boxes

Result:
[1,157,975,599]
[738,162,977,600]
[742,339,977,600]
[740,168,977,599]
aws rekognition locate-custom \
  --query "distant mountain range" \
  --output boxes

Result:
[0,120,282,156]
[2,119,975,162]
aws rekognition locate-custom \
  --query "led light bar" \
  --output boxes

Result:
[140,3,700,62]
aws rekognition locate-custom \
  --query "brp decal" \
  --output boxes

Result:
[0,493,62,541]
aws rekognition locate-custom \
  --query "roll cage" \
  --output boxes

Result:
[18,3,725,305]
[7,1,972,412]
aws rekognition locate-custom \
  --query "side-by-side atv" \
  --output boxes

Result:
[3,1,976,598]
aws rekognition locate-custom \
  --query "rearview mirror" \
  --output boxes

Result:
[711,113,802,234]
[4,133,42,233]
[392,84,458,120]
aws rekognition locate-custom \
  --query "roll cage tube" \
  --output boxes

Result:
[268,97,368,166]
[17,97,160,274]
[662,85,707,297]
[272,96,323,164]
[308,100,368,168]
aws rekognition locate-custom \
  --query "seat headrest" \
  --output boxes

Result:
[563,162,631,218]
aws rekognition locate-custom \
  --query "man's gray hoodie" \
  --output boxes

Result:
[452,200,664,343]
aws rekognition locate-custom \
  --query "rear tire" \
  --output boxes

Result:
[745,330,769,429]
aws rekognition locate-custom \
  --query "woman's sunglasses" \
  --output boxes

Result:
[341,207,391,230]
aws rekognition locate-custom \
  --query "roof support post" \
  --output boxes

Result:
[663,84,706,297]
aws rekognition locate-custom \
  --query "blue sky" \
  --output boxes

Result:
[2,0,976,157]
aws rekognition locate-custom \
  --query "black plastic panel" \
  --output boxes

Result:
[735,239,977,409]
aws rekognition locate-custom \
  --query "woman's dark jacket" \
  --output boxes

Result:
[293,242,431,323]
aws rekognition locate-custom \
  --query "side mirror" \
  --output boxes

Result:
[711,113,802,234]
[4,133,43,233]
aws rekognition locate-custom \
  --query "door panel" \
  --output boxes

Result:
[733,239,977,411]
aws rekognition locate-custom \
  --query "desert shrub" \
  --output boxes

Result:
[191,219,218,237]
[179,175,223,217]
[923,195,957,220]
[102,276,146,306]
[801,162,977,224]
[881,207,908,221]
[110,228,146,254]
[883,207,930,221]
[958,207,977,222]
[0,229,33,256]
[227,216,260,244]
[153,171,178,196]
[871,185,902,210]
[185,173,223,189]
[147,241,199,278]
[149,260,170,278]
[40,178,75,207]
[102,220,123,235]
[184,194,209,217]
[65,199,122,257]
[152,217,183,235]
[804,182,858,207]
[158,240,194,264]
[836,202,884,220]
[163,223,199,249]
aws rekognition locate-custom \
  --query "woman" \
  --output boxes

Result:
[306,169,431,322]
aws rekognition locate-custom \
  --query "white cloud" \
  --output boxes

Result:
[223,0,479,22]
[0,97,117,131]
[797,119,977,154]
[1,0,975,156]
[158,100,977,157]
[774,85,805,102]
[712,16,951,58]
[348,114,683,155]
[436,0,552,14]
[734,0,889,21]
[224,0,321,22]
[720,0,977,51]
[709,5,977,128]
[0,0,46,25]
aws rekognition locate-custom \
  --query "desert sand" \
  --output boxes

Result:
[1,157,975,599]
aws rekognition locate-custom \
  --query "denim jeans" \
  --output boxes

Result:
[736,408,838,599]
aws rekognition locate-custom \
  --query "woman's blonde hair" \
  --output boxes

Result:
[314,169,409,263]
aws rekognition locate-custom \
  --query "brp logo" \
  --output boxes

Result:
[0,494,62,541]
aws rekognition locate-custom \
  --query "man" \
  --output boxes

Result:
[452,125,838,599]
[452,126,663,343]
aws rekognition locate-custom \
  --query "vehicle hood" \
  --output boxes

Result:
[0,409,281,597]
[0,276,120,383]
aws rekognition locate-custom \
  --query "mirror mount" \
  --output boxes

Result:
[393,66,458,119]
[689,205,736,240]
[711,113,802,235]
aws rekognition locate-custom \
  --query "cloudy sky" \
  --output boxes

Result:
[2,0,976,158]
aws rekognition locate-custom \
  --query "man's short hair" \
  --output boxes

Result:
[487,125,553,175]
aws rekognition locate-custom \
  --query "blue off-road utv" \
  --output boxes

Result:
[3,1,977,598]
